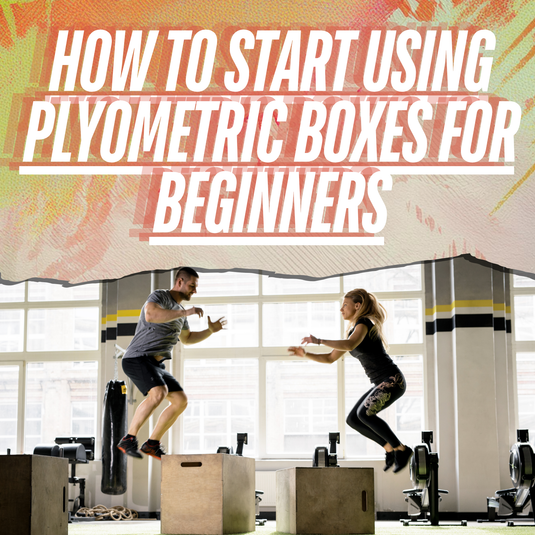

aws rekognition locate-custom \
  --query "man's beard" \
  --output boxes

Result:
[177,291,191,301]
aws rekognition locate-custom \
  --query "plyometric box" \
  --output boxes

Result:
[276,467,375,535]
[161,454,256,535]
[0,454,68,535]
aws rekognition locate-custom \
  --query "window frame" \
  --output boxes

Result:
[0,282,101,454]
[511,274,535,437]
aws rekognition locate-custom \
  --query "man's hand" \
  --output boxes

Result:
[186,306,204,318]
[208,316,227,333]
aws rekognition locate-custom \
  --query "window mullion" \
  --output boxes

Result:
[17,361,26,454]
[338,284,346,458]
[19,351,101,362]
[258,356,267,459]
[18,284,28,457]
[510,273,535,438]
[258,274,267,457]
[337,357,346,458]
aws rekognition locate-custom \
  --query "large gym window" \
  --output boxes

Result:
[181,265,425,459]
[182,358,258,453]
[512,274,535,443]
[0,281,100,454]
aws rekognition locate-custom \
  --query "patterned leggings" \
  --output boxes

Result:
[346,372,406,449]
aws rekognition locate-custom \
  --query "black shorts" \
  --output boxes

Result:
[122,356,183,396]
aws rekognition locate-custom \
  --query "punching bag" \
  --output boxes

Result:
[101,380,128,494]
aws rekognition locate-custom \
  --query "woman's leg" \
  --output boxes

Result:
[355,372,407,449]
[346,387,389,447]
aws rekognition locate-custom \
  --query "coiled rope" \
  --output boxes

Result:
[75,505,139,521]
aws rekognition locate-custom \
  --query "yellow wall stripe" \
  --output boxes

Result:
[102,311,141,324]
[426,300,511,316]
[118,309,141,317]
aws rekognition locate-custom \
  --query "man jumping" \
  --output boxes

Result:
[117,267,226,460]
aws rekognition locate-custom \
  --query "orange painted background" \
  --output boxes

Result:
[0,0,534,282]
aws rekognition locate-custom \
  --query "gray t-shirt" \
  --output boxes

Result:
[123,290,190,361]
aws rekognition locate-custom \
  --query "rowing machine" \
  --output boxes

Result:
[479,429,535,526]
[401,431,465,527]
[312,432,340,467]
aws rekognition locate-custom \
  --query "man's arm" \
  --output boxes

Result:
[179,316,226,345]
[144,302,203,323]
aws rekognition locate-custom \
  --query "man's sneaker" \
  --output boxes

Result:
[393,446,414,473]
[140,440,166,460]
[117,435,143,458]
[383,450,395,471]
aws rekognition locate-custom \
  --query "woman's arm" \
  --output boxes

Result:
[301,323,369,352]
[288,346,346,364]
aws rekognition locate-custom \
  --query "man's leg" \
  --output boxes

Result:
[127,385,169,436]
[150,391,188,441]
[118,385,168,458]
[139,391,188,460]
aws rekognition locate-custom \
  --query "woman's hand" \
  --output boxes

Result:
[288,346,306,358]
[301,334,320,345]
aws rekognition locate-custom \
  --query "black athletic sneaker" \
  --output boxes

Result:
[140,440,166,460]
[393,446,413,473]
[117,435,143,458]
[384,450,395,471]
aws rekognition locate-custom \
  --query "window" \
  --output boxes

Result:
[0,283,25,303]
[513,274,535,444]
[514,295,535,341]
[263,277,340,295]
[266,360,338,454]
[182,359,258,453]
[0,281,100,453]
[24,359,99,450]
[72,402,98,436]
[24,402,43,453]
[186,304,259,348]
[0,310,24,352]
[516,353,535,433]
[262,301,340,347]
[182,265,425,458]
[343,264,422,292]
[0,365,19,454]
[194,272,259,297]
[27,308,99,351]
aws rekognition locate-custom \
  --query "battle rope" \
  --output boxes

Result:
[75,505,139,521]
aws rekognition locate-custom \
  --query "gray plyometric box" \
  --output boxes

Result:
[276,467,375,535]
[161,454,256,535]
[0,454,68,535]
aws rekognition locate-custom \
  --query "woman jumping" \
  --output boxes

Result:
[288,288,413,473]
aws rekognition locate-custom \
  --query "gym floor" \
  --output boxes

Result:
[67,519,535,535]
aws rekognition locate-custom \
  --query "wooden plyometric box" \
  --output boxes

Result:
[161,454,256,535]
[276,467,375,535]
[0,454,68,535]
